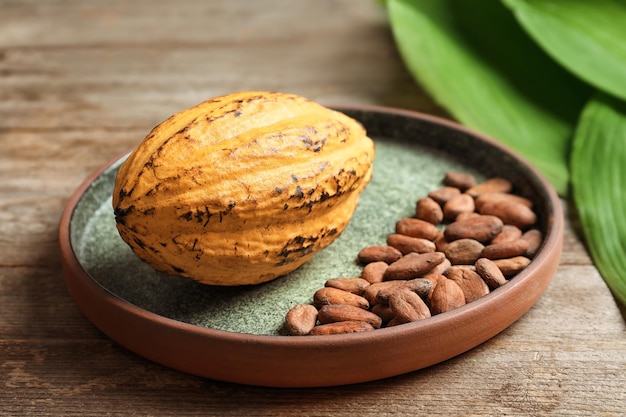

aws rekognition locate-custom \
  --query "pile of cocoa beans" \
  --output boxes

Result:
[284,171,543,336]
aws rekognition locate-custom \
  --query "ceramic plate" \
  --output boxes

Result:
[59,106,563,387]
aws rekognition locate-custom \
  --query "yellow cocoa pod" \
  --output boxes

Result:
[112,91,375,285]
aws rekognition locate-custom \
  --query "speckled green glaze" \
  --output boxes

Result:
[69,108,545,336]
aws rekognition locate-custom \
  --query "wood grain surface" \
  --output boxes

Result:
[1,1,624,416]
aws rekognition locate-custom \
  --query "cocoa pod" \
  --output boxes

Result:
[443,193,475,221]
[466,177,512,197]
[313,287,369,309]
[491,224,523,245]
[477,200,537,230]
[443,171,476,191]
[383,251,446,280]
[425,274,466,315]
[317,304,382,329]
[309,321,375,335]
[444,214,503,243]
[395,218,439,241]
[444,266,490,303]
[360,261,388,284]
[481,239,530,260]
[357,245,402,264]
[428,186,461,205]
[444,238,485,265]
[387,233,436,255]
[285,304,318,336]
[415,196,444,225]
[324,277,370,295]
[475,257,507,289]
[388,289,431,323]
[493,256,532,276]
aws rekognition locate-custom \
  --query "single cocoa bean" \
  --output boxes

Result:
[481,239,530,260]
[387,233,436,255]
[388,289,431,323]
[434,231,450,252]
[371,303,395,323]
[466,178,512,197]
[383,251,446,280]
[357,245,402,264]
[491,224,523,245]
[475,192,533,211]
[443,193,475,221]
[395,218,439,241]
[455,211,481,222]
[493,256,532,276]
[475,257,507,289]
[403,277,434,298]
[444,266,490,303]
[428,186,461,205]
[521,228,543,258]
[361,261,388,284]
[309,321,374,335]
[443,171,476,191]
[313,287,369,309]
[428,257,451,276]
[444,238,485,265]
[363,280,406,305]
[318,304,383,329]
[415,196,444,225]
[478,200,537,230]
[425,274,466,315]
[324,277,370,295]
[285,304,318,336]
[444,214,503,243]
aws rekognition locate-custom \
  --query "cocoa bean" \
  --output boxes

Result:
[395,217,439,241]
[491,224,523,245]
[443,193,475,221]
[475,257,507,289]
[428,186,461,205]
[383,251,446,280]
[481,239,530,260]
[363,280,406,305]
[443,171,476,191]
[444,238,485,265]
[425,274,466,315]
[444,214,503,243]
[360,261,388,284]
[444,266,490,303]
[466,177,512,197]
[313,287,369,309]
[415,196,444,224]
[387,233,436,255]
[318,304,382,329]
[477,200,537,230]
[493,256,532,276]
[388,289,431,323]
[324,277,370,295]
[357,245,402,264]
[521,228,543,258]
[285,304,318,336]
[309,321,375,335]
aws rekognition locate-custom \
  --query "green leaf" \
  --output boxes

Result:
[571,94,626,306]
[503,0,626,101]
[387,0,591,195]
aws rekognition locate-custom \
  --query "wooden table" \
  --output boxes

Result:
[2,1,624,415]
